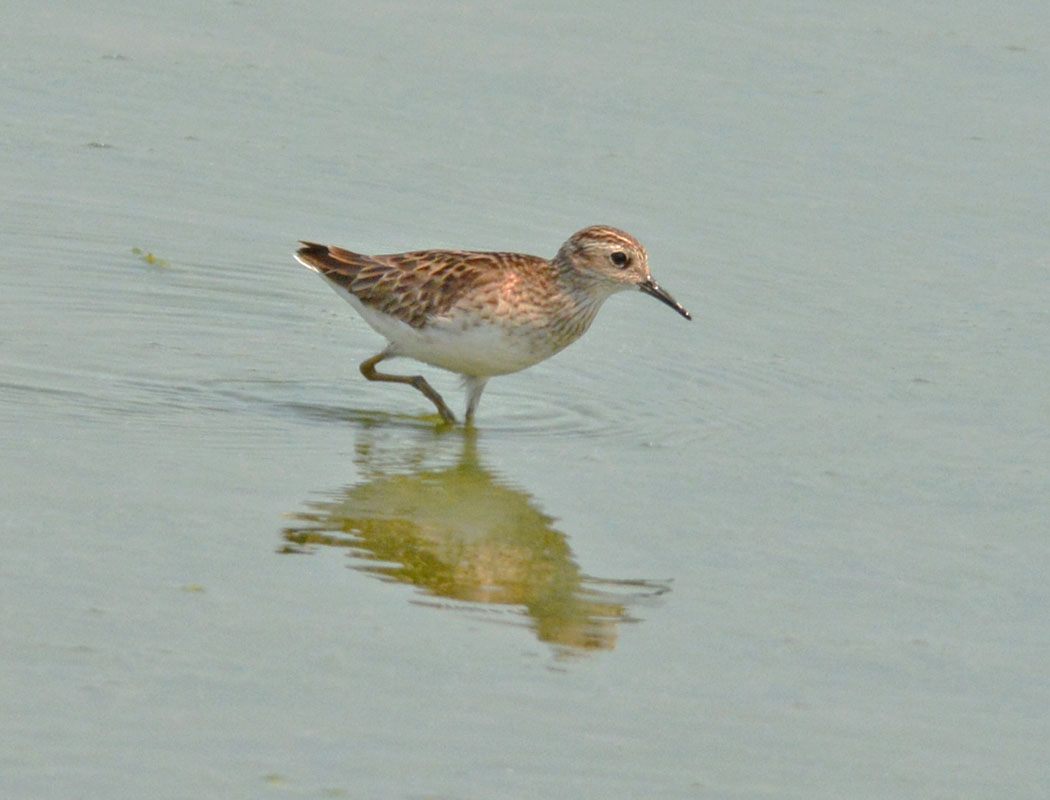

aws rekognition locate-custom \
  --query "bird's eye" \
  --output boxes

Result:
[610,251,629,267]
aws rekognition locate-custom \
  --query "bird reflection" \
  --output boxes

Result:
[281,427,668,652]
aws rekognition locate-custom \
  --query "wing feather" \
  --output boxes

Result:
[296,243,550,329]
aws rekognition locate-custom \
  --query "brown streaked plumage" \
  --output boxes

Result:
[295,243,553,330]
[295,226,691,425]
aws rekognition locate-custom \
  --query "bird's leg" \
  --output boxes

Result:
[463,377,489,425]
[360,351,456,424]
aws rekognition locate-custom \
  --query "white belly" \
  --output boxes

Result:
[338,290,559,377]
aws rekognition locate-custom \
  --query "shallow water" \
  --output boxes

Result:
[3,2,1049,798]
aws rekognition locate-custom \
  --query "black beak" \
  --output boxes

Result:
[639,279,692,320]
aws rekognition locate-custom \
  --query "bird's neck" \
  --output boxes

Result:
[541,272,619,348]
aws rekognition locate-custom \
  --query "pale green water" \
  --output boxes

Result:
[2,3,1049,798]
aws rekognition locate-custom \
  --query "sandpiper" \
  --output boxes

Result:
[296,226,691,424]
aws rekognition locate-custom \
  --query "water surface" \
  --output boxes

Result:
[2,2,1048,798]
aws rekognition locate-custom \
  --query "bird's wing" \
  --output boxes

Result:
[296,242,544,329]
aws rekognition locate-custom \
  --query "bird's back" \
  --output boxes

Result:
[296,242,553,329]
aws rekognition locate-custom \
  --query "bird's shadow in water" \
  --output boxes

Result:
[280,424,670,654]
